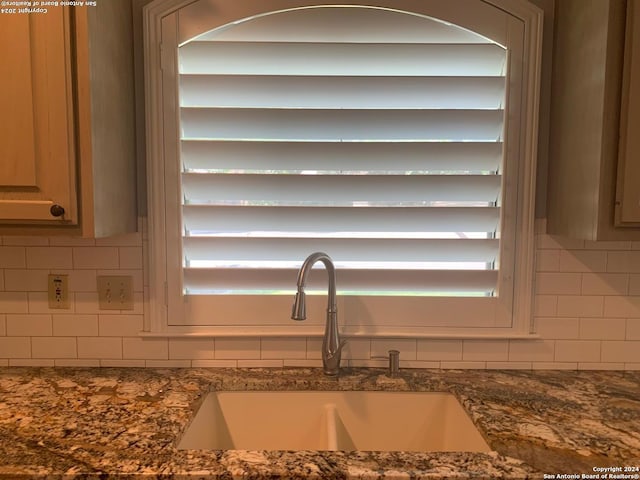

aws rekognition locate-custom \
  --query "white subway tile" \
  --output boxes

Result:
[633,242,640,250]
[261,338,306,360]
[341,338,370,360]
[624,363,640,371]
[10,359,55,367]
[534,295,558,317]
[191,359,237,368]
[584,240,632,250]
[462,340,509,361]
[2,237,48,246]
[95,231,142,247]
[75,292,100,314]
[400,360,440,369]
[417,339,463,361]
[627,319,640,340]
[607,251,640,273]
[6,314,52,336]
[0,272,4,291]
[32,337,76,359]
[145,360,192,368]
[371,339,417,360]
[554,340,601,362]
[214,338,260,359]
[537,235,584,250]
[49,237,95,247]
[535,272,582,295]
[122,337,168,360]
[535,250,559,272]
[508,340,555,362]
[578,362,625,370]
[0,315,6,335]
[0,360,7,367]
[531,362,577,370]
[306,338,322,359]
[0,337,30,358]
[100,359,146,367]
[0,292,28,313]
[4,269,48,292]
[98,314,143,336]
[168,338,214,360]
[55,359,101,367]
[283,359,323,368]
[629,275,640,296]
[535,317,579,339]
[130,292,144,315]
[26,247,72,269]
[238,359,283,368]
[581,273,628,296]
[559,250,607,273]
[348,359,391,368]
[440,361,486,369]
[486,362,532,370]
[28,292,75,314]
[119,247,143,269]
[579,318,626,340]
[601,341,640,363]
[603,296,640,318]
[0,246,26,268]
[78,337,122,359]
[72,247,119,269]
[556,296,603,317]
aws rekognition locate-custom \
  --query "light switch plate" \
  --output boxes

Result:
[97,275,134,310]
[48,274,70,309]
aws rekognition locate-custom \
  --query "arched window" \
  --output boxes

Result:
[144,0,542,337]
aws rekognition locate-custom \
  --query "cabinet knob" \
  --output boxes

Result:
[50,204,65,217]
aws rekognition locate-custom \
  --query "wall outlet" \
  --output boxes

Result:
[97,275,134,310]
[48,274,70,309]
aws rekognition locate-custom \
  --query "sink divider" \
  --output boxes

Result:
[323,403,339,451]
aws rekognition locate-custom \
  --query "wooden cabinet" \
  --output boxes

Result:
[0,1,137,237]
[616,0,640,226]
[547,0,640,240]
[0,9,77,225]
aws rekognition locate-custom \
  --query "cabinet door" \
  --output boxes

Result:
[0,9,78,224]
[617,0,640,225]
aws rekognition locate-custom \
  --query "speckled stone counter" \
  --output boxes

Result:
[0,368,638,479]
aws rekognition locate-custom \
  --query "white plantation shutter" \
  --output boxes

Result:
[145,0,540,334]
[178,6,506,298]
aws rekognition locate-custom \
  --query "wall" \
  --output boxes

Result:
[0,219,639,369]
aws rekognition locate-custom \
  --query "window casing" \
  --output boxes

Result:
[144,0,542,337]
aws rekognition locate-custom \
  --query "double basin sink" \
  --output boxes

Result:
[178,391,491,452]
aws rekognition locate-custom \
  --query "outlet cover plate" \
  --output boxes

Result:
[48,274,70,309]
[97,275,134,310]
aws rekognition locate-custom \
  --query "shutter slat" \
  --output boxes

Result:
[183,237,499,264]
[183,268,498,294]
[179,75,505,109]
[182,173,501,205]
[179,42,505,76]
[183,205,500,236]
[180,108,504,141]
[182,141,502,174]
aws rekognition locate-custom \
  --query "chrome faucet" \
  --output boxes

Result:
[291,252,345,376]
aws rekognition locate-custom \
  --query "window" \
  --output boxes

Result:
[144,0,542,337]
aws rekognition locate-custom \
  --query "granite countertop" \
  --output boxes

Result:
[0,367,639,479]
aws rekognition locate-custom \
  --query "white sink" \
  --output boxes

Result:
[177,391,491,452]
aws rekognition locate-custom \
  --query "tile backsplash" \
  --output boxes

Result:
[0,219,639,370]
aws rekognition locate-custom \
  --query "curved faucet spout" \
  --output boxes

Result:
[291,252,344,376]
